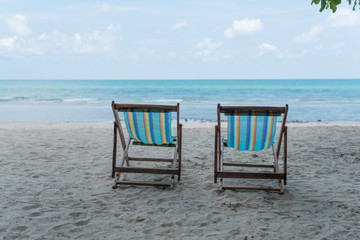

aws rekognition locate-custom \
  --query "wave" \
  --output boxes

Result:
[3,95,360,106]
[0,96,29,102]
[148,99,183,103]
[63,98,100,103]
[0,96,101,103]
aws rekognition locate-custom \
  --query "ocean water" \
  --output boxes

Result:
[1,79,360,122]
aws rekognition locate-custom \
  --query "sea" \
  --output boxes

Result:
[1,79,360,122]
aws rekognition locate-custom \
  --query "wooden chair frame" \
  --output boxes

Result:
[214,104,288,192]
[111,101,182,188]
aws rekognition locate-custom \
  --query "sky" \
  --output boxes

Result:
[0,0,360,80]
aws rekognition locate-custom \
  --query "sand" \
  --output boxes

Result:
[1,121,360,239]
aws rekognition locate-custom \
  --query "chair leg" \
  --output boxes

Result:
[220,137,224,184]
[112,173,120,189]
[178,124,182,181]
[112,122,117,178]
[214,126,218,183]
[284,126,287,185]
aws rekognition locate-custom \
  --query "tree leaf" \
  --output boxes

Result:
[320,0,327,11]
[312,0,358,12]
[326,1,331,9]
[330,2,338,12]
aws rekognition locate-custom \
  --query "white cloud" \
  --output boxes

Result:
[101,4,111,12]
[0,36,17,48]
[197,38,221,50]
[332,42,345,49]
[0,24,122,58]
[106,24,121,31]
[196,38,222,59]
[74,33,81,41]
[7,14,32,36]
[37,33,47,40]
[258,43,306,59]
[72,27,121,55]
[224,28,235,38]
[172,20,188,30]
[294,25,323,42]
[33,31,72,55]
[258,42,280,57]
[73,33,93,54]
[259,43,278,52]
[224,19,263,38]
[168,51,176,59]
[328,7,360,27]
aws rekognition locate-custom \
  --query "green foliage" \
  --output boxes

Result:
[311,0,359,12]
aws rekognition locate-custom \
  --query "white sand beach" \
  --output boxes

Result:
[1,121,360,239]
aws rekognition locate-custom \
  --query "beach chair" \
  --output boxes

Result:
[214,104,288,192]
[111,101,182,188]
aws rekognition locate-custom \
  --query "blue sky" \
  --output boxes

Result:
[0,0,359,80]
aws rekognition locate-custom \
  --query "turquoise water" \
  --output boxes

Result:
[1,79,360,122]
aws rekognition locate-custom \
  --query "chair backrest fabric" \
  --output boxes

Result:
[124,109,173,145]
[226,111,277,151]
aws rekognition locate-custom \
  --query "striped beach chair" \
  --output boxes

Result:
[214,104,288,192]
[111,101,182,188]
[124,109,174,146]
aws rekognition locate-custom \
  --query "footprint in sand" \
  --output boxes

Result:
[73,219,90,226]
[23,204,41,211]
[29,212,42,217]
[12,226,28,232]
